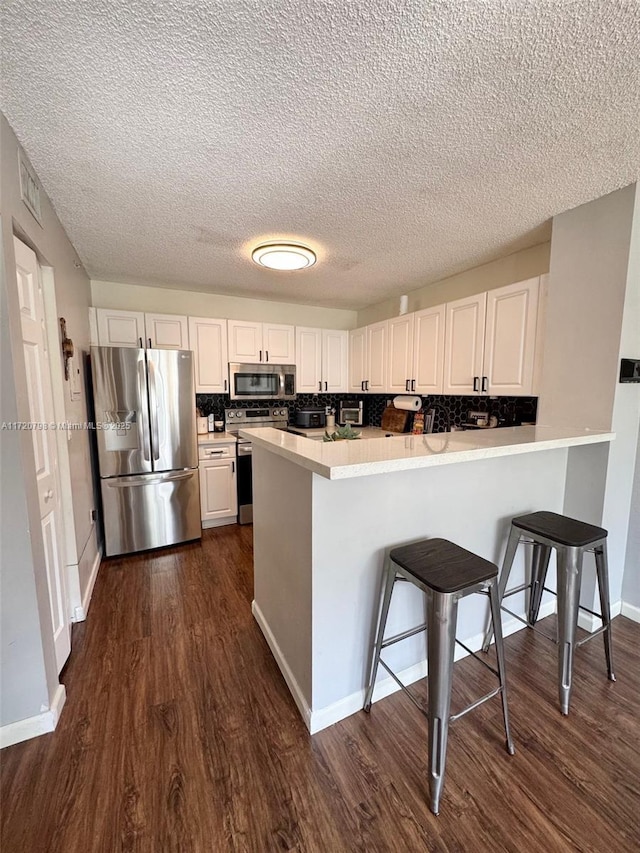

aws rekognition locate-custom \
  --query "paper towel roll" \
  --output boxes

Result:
[393,395,422,411]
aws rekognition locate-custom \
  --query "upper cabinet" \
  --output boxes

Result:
[296,327,348,393]
[96,308,188,350]
[443,278,540,396]
[145,313,189,350]
[188,317,228,394]
[386,306,447,395]
[96,308,145,347]
[228,320,295,363]
[348,322,388,393]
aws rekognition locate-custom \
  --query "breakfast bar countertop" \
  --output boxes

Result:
[241,424,615,480]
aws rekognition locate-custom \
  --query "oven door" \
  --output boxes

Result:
[229,363,296,400]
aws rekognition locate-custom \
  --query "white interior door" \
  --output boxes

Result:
[14,237,71,673]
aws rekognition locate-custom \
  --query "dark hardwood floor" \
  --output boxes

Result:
[2,525,639,852]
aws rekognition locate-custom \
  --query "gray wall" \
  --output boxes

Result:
[622,425,640,609]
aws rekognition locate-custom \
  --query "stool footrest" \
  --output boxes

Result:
[378,659,427,718]
[449,686,502,722]
[380,623,428,649]
[575,624,609,647]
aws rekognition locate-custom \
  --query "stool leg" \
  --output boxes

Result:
[482,524,521,652]
[489,580,515,756]
[528,543,552,625]
[594,543,616,682]
[556,546,582,715]
[426,589,457,816]
[363,558,397,713]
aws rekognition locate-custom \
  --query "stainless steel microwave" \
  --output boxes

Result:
[229,363,296,401]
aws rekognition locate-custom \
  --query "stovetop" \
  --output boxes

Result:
[224,406,289,437]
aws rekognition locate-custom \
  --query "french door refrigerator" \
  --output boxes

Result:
[91,346,201,556]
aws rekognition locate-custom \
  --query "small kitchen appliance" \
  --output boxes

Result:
[294,409,326,428]
[338,400,364,427]
[228,362,296,401]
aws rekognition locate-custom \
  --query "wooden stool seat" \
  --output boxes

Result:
[512,511,607,547]
[390,538,498,593]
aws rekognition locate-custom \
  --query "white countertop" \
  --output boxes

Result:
[197,431,237,443]
[240,425,615,480]
[287,425,390,440]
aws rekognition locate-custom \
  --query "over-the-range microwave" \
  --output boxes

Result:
[229,363,296,401]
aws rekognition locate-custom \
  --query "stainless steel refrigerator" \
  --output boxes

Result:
[90,346,201,556]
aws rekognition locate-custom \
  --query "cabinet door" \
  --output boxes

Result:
[387,314,414,394]
[296,327,323,393]
[348,327,368,393]
[413,305,445,394]
[96,308,145,347]
[188,317,228,393]
[228,320,262,362]
[484,277,539,396]
[145,313,189,349]
[322,329,349,393]
[263,323,295,363]
[443,294,486,394]
[199,459,237,521]
[367,320,388,393]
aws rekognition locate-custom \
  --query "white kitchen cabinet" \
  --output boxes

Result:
[297,327,348,393]
[348,326,368,393]
[188,317,228,394]
[145,313,189,349]
[443,278,540,396]
[322,329,349,392]
[227,320,295,363]
[366,320,389,393]
[349,321,388,393]
[199,442,237,527]
[96,308,189,350]
[387,314,415,394]
[443,293,487,394]
[96,308,145,347]
[413,304,446,394]
[483,277,540,396]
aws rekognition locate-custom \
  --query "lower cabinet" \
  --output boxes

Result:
[199,442,237,528]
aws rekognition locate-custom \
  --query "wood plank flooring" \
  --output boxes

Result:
[2,524,639,852]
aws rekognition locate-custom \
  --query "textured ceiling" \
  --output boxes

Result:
[2,1,640,310]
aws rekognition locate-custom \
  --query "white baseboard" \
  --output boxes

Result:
[621,601,640,623]
[251,600,313,731]
[202,516,238,529]
[253,597,559,735]
[74,534,102,622]
[577,599,623,633]
[0,684,66,749]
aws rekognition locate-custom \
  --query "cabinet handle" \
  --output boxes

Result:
[259,350,263,362]
[481,376,488,393]
[405,379,410,392]
[324,381,328,391]
[361,381,365,392]
[319,381,322,392]
[265,351,269,362]
[148,338,152,349]
[224,379,227,392]
[473,376,480,392]
[365,380,369,391]
[411,379,416,392]
[139,337,143,348]
[232,461,235,474]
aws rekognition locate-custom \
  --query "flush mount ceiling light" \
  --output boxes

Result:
[251,242,316,271]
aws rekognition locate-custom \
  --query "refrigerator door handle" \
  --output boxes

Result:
[147,358,160,461]
[105,470,195,487]
[137,359,151,462]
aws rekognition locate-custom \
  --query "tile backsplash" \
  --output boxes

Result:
[196,393,537,433]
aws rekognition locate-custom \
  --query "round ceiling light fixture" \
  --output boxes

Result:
[251,242,316,271]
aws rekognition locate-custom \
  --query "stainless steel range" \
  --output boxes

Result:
[224,407,289,524]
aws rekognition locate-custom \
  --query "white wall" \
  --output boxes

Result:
[0,112,95,729]
[357,242,550,325]
[91,279,358,330]
[538,184,640,609]
[622,426,640,611]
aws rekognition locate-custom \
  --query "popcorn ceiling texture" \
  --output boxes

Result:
[2,1,639,309]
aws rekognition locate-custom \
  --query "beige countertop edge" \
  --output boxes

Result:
[241,426,615,481]
[197,432,237,443]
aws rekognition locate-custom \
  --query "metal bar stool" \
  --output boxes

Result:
[482,511,615,715]
[363,538,515,816]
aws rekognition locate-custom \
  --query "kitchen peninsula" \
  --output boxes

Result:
[244,425,615,734]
